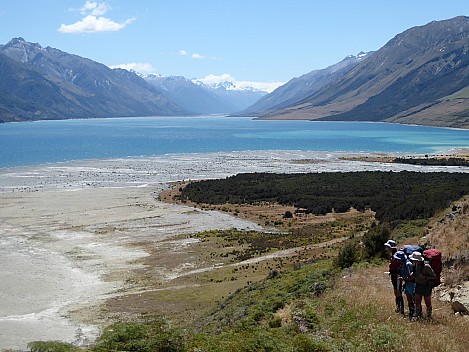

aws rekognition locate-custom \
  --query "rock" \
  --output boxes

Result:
[451,301,469,315]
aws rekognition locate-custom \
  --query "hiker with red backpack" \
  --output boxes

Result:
[409,251,436,319]
[423,248,442,287]
[385,240,404,313]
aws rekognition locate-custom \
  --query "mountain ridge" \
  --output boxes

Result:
[251,16,469,128]
[241,52,370,115]
[0,38,186,122]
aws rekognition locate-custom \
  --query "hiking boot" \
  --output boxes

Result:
[395,297,401,313]
[408,302,415,320]
[426,307,432,319]
[413,308,422,321]
[398,297,405,315]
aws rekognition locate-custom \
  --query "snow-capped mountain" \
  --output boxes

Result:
[144,74,269,114]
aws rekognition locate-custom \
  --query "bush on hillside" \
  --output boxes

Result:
[334,240,361,269]
[27,341,80,352]
[92,317,185,352]
[362,224,391,259]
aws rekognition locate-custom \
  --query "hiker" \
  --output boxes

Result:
[409,251,436,319]
[394,250,415,318]
[385,240,404,313]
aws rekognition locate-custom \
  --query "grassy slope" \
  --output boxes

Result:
[190,264,469,352]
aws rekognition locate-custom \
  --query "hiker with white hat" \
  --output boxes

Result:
[384,239,404,313]
[409,251,436,319]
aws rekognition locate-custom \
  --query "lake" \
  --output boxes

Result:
[1,116,469,168]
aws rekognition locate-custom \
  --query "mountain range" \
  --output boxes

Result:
[0,38,187,122]
[2,16,469,128]
[246,16,469,128]
[0,38,267,122]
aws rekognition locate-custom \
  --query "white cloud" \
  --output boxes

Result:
[60,1,134,34]
[59,15,135,34]
[80,1,110,16]
[109,63,157,74]
[197,74,284,93]
[198,74,236,85]
[238,80,284,93]
[191,53,205,60]
[180,50,220,60]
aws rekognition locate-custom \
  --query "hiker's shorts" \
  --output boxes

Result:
[404,282,415,296]
[415,283,432,297]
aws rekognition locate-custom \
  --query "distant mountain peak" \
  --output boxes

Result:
[345,51,369,60]
[8,37,27,44]
[193,76,271,93]
[356,51,367,59]
[3,37,44,62]
[5,37,41,49]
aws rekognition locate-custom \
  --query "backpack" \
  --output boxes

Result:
[402,245,423,256]
[423,248,442,286]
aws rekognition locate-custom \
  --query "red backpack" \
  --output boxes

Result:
[423,248,442,286]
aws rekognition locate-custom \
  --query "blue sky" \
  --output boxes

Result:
[0,1,468,90]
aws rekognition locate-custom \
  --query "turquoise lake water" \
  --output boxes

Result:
[1,116,469,168]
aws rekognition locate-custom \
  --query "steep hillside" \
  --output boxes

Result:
[0,38,186,122]
[242,52,369,115]
[0,52,72,122]
[259,16,469,128]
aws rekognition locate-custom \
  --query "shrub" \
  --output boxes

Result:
[284,210,294,219]
[362,224,391,259]
[369,324,402,350]
[334,240,361,269]
[292,335,329,352]
[268,316,282,328]
[27,341,80,352]
[92,317,185,352]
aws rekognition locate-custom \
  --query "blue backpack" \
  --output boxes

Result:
[393,250,412,278]
[402,245,423,256]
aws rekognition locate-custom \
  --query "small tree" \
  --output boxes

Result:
[362,223,391,259]
[334,240,361,269]
[283,210,294,219]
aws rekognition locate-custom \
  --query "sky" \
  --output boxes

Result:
[0,0,468,91]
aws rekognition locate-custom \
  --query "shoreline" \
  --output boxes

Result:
[3,115,469,130]
[1,150,469,349]
[1,146,468,173]
[0,148,469,194]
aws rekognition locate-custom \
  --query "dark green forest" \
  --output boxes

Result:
[394,157,469,167]
[179,171,469,224]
